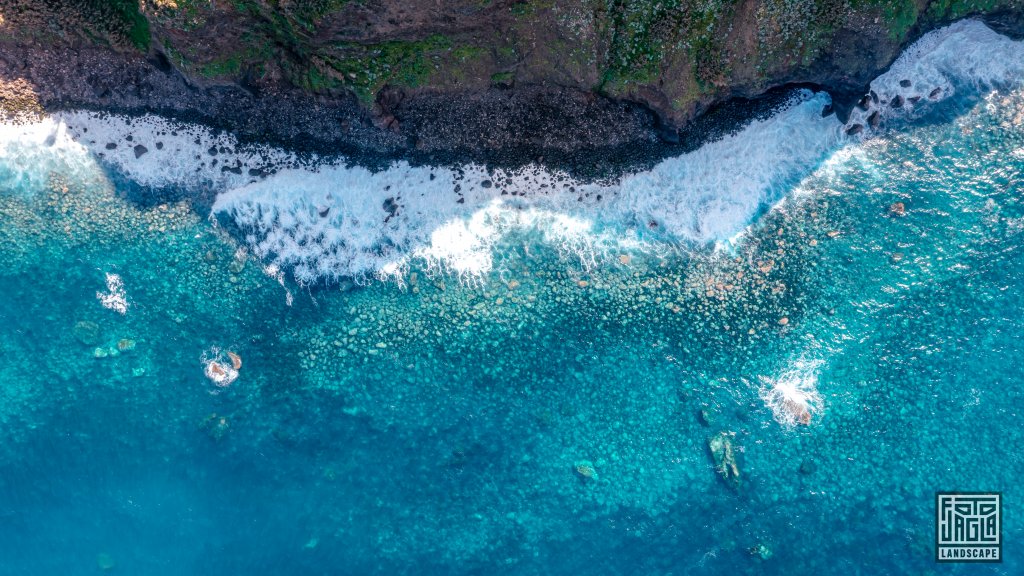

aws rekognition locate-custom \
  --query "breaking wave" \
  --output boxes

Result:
[0,19,1021,283]
[212,90,840,283]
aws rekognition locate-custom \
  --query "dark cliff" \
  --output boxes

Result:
[0,0,1020,172]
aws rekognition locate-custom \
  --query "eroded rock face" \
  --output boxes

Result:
[0,1,1020,157]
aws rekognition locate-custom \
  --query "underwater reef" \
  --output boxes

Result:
[0,2,1022,572]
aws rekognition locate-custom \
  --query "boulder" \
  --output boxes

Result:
[573,460,598,482]
[708,431,740,489]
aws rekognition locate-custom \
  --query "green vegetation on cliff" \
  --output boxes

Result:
[310,35,455,99]
[597,0,735,92]
[0,0,1020,123]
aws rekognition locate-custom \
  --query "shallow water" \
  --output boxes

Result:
[0,19,1022,576]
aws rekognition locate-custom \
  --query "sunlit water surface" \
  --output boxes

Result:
[1,20,1023,576]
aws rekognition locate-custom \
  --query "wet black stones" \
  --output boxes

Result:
[900,79,912,88]
[867,111,881,128]
[105,142,117,150]
[857,94,871,111]
[318,206,330,218]
[846,124,864,136]
[208,146,218,156]
[133,144,148,158]
[383,197,399,218]
[221,161,243,175]
[481,179,492,188]
[155,142,164,150]
[929,87,943,99]
[891,95,904,109]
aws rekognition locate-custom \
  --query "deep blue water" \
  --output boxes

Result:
[2,22,1024,576]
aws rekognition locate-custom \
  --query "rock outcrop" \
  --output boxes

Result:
[0,0,1020,170]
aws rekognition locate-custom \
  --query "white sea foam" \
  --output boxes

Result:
[846,19,1024,133]
[0,111,304,196]
[201,347,240,387]
[758,358,824,426]
[58,111,300,190]
[0,117,98,193]
[97,272,128,314]
[213,90,841,282]
[0,90,841,282]
[6,19,1019,283]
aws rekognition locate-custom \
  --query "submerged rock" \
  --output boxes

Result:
[783,398,813,425]
[749,543,773,560]
[200,413,229,441]
[708,431,740,489]
[799,459,817,475]
[73,320,101,346]
[573,460,598,482]
[698,407,716,427]
[228,256,246,274]
[96,552,115,571]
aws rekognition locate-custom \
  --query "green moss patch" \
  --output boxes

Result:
[306,35,483,101]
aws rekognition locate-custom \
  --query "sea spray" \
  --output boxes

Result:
[213,90,841,283]
[758,359,825,426]
[1,21,1021,286]
[846,19,1024,133]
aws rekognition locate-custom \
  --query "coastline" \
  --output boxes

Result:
[0,13,1021,181]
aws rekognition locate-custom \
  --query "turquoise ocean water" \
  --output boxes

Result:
[0,19,1021,575]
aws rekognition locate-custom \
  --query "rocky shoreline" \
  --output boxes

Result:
[0,11,1021,179]
[0,41,669,179]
